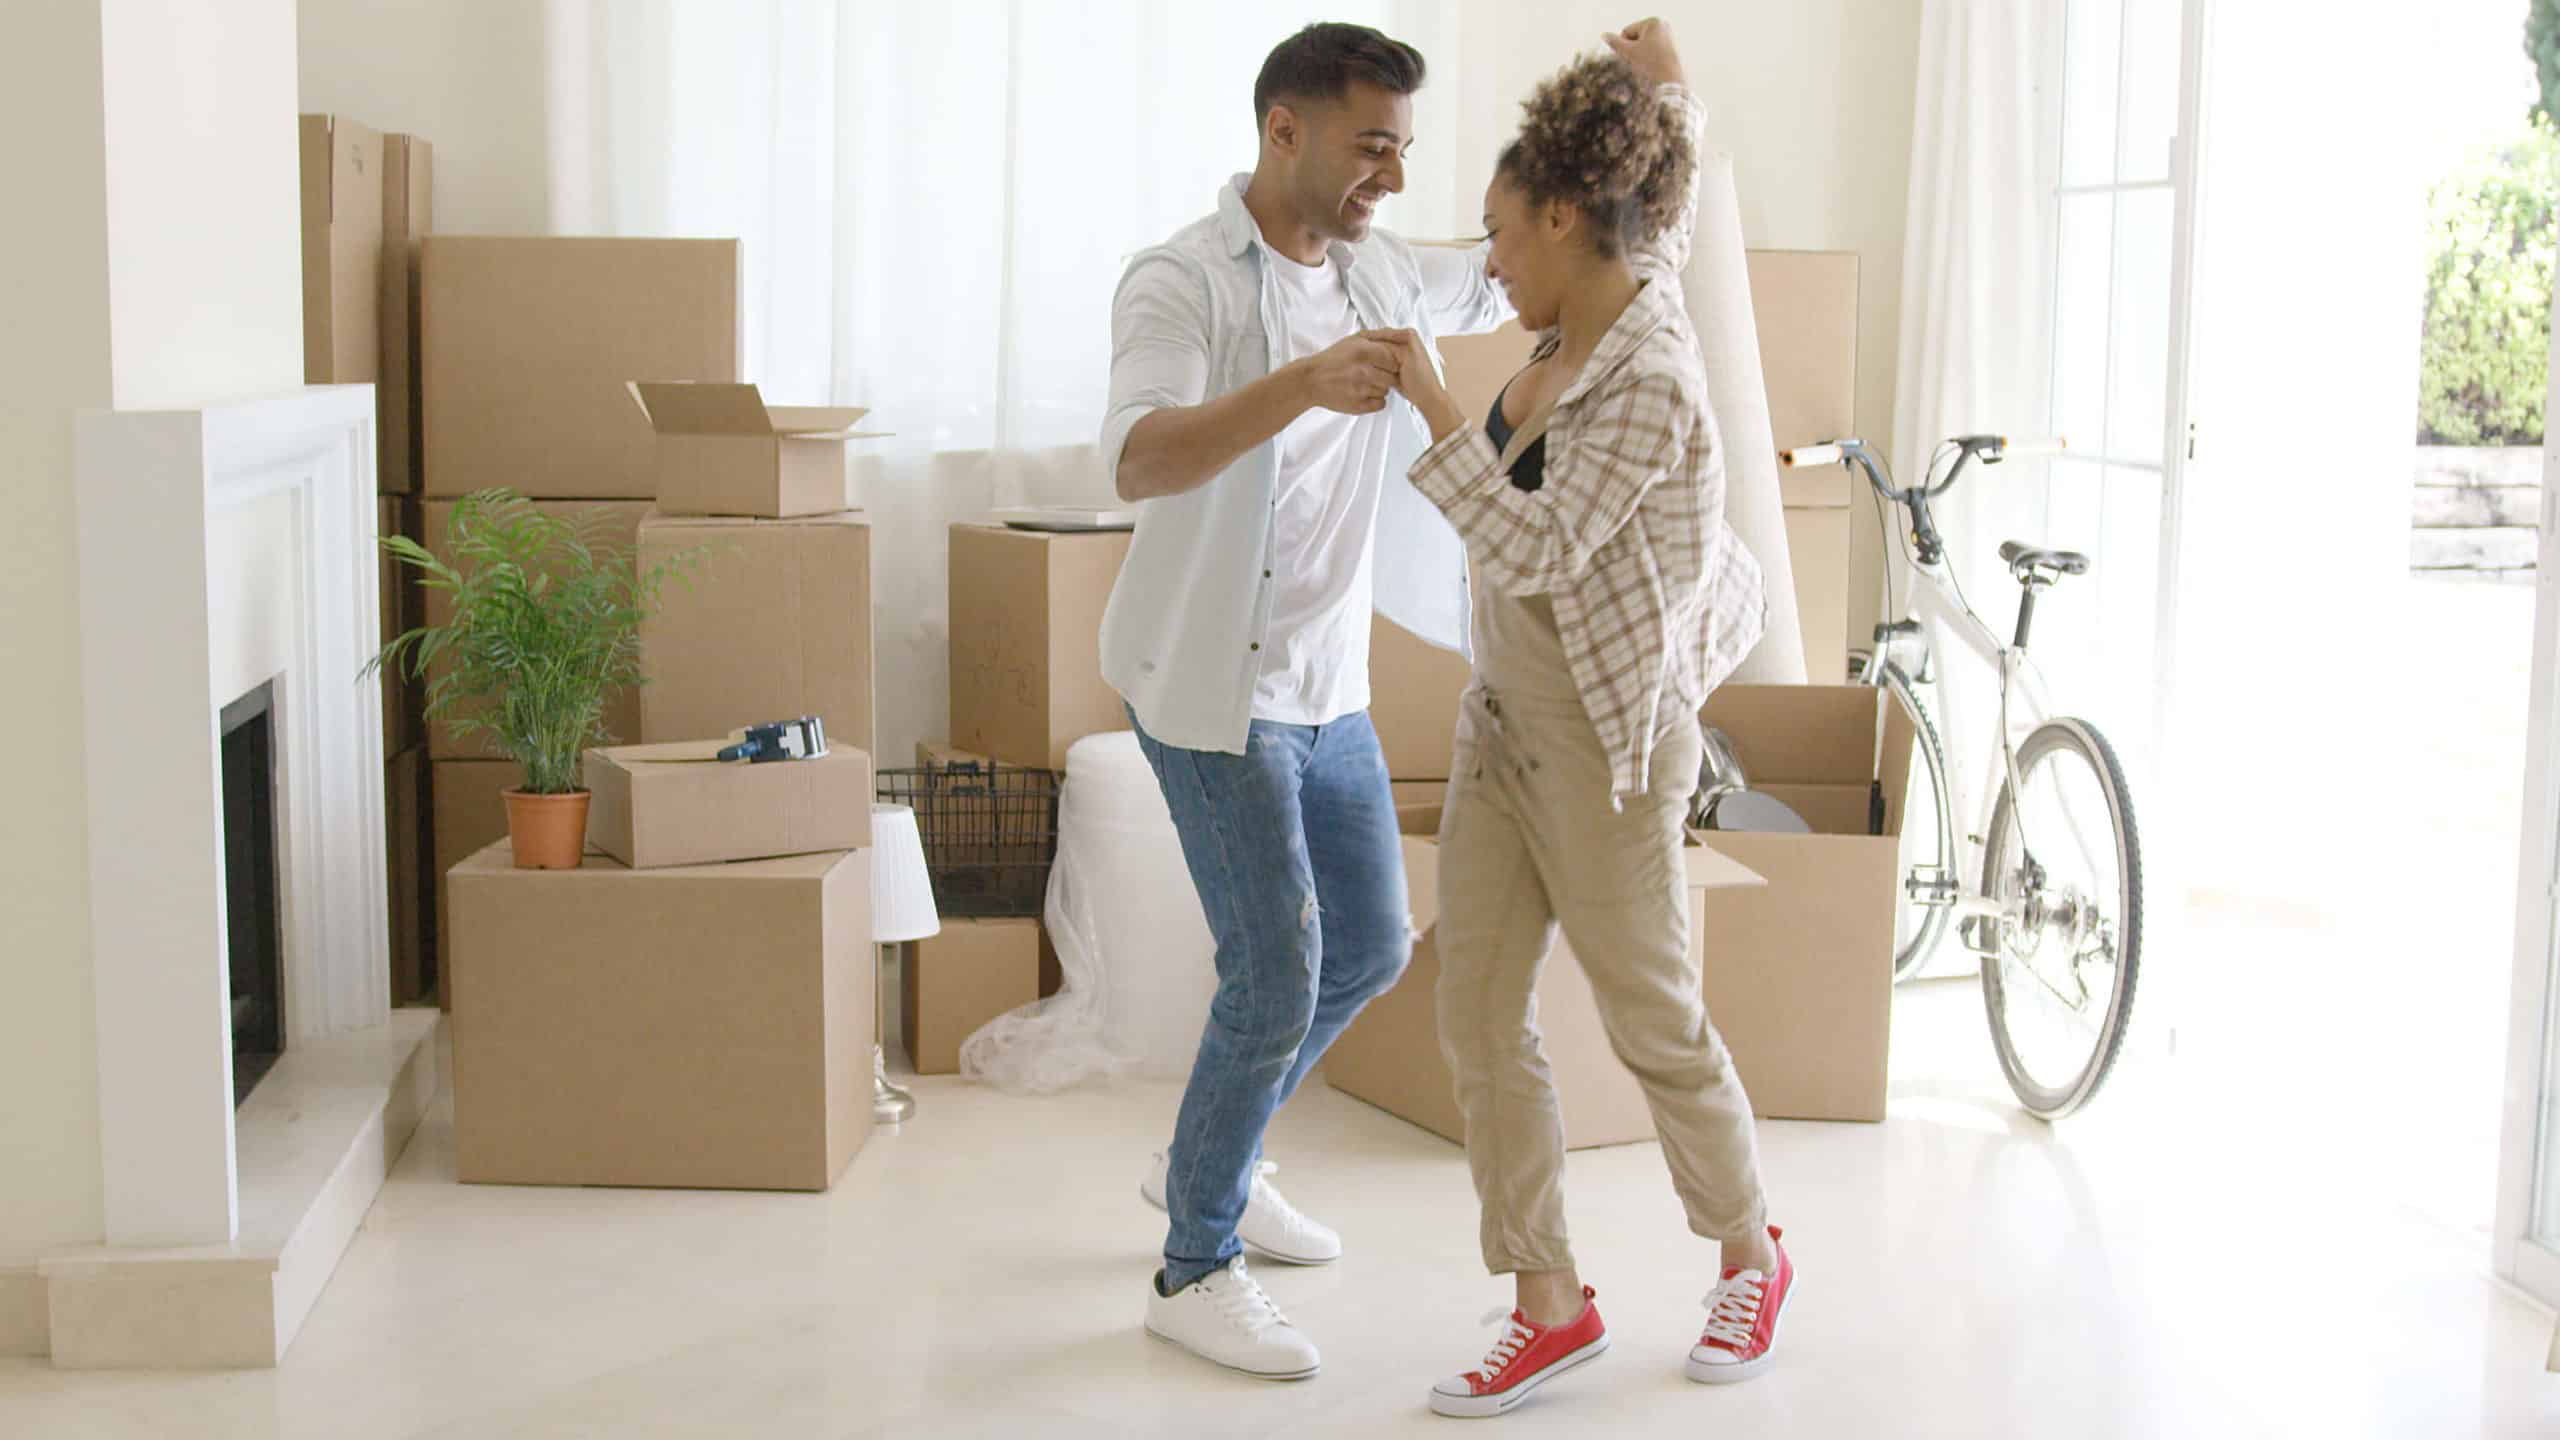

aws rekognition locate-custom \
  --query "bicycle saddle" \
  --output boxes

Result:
[2000,540,2090,580]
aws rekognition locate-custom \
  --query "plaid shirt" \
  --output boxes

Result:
[1410,159,1766,801]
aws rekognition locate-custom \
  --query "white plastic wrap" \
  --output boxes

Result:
[1683,150,1809,685]
[959,731,1217,1091]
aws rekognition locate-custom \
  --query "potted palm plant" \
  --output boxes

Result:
[366,489,696,869]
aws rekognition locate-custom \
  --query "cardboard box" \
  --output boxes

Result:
[447,844,872,1190]
[430,758,516,999]
[627,382,884,518]
[639,511,874,756]
[422,237,743,499]
[299,114,383,386]
[1370,613,1473,781]
[1786,504,1852,685]
[377,497,421,757]
[1750,251,1861,673]
[421,499,652,759]
[378,134,432,494]
[384,747,428,1006]
[1433,251,1860,503]
[1436,321,1539,429]
[1685,683,1912,1123]
[1334,686,1905,1131]
[901,917,1043,1075]
[1414,251,1867,721]
[948,524,1131,771]
[1746,251,1860,509]
[585,741,873,869]
[1325,813,1770,1147]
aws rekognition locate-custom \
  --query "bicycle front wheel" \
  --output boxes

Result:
[1979,717,2143,1118]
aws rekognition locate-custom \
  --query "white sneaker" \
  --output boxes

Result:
[1140,1151,1343,1265]
[1143,1256,1322,1380]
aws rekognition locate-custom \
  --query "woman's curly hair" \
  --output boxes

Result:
[1495,53,1692,258]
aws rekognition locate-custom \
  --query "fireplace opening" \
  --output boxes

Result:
[222,681,285,1105]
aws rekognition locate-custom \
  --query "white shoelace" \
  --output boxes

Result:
[1247,1161,1292,1208]
[1471,1308,1537,1382]
[1205,1258,1290,1333]
[1698,1272,1768,1351]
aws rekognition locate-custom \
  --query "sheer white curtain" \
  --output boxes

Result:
[542,0,1462,765]
[1887,0,2057,972]
[1890,0,2057,598]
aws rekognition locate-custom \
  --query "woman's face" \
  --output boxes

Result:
[1481,174,1569,332]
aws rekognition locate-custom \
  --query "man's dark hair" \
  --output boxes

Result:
[1252,22,1426,127]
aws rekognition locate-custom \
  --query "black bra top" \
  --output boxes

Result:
[1483,376,1547,493]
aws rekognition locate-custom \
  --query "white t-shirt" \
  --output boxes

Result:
[1254,247,1391,725]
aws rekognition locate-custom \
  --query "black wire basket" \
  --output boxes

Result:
[876,758,1063,918]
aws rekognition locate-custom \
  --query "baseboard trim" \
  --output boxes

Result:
[0,1266,47,1357]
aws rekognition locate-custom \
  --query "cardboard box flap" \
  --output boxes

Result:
[628,381,877,439]
[1400,811,1763,937]
[766,404,888,439]
[1702,685,1884,787]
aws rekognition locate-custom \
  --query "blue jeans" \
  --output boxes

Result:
[1130,707,1411,1291]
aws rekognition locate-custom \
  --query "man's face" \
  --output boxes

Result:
[1275,81,1413,243]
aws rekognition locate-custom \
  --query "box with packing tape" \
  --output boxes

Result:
[584,736,873,870]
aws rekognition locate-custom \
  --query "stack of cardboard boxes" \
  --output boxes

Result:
[894,524,1133,1075]
[417,236,744,991]
[421,240,890,1190]
[301,113,434,1005]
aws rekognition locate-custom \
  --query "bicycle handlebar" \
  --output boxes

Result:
[1780,434,2066,503]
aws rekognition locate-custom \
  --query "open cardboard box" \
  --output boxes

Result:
[1329,683,1907,1137]
[585,740,873,870]
[627,381,888,518]
[1324,804,1770,1148]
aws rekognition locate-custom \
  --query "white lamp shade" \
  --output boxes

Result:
[870,803,942,944]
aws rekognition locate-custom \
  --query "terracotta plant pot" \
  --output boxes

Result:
[503,789,591,870]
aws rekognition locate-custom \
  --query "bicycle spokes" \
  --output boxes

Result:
[1983,719,2142,1117]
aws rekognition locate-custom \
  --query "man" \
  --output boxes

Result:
[1097,21,1508,1380]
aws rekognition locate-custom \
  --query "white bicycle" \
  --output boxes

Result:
[1783,434,2143,1118]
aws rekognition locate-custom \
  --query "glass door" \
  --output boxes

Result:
[2029,0,2207,783]
[2496,293,2560,1310]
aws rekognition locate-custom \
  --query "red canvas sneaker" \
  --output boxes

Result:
[1686,1227,1793,1384]
[1427,1287,1611,1419]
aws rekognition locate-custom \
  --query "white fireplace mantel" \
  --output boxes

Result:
[72,385,393,1251]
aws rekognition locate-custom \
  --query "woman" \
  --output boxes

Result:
[1383,20,1792,1419]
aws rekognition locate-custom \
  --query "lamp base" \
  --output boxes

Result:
[872,1043,915,1127]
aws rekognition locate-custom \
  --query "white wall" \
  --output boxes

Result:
[99,0,304,407]
[0,0,301,1291]
[297,0,554,234]
[1453,2,1924,668]
[0,0,117,1296]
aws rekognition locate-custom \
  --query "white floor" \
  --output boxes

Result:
[7,578,2556,1436]
[2,974,2554,1438]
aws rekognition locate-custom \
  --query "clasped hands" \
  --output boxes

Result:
[1297,328,1464,440]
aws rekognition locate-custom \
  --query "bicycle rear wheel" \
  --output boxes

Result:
[1979,717,2143,1118]
[1878,663,1956,982]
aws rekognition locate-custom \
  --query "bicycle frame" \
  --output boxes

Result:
[1892,544,2056,932]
